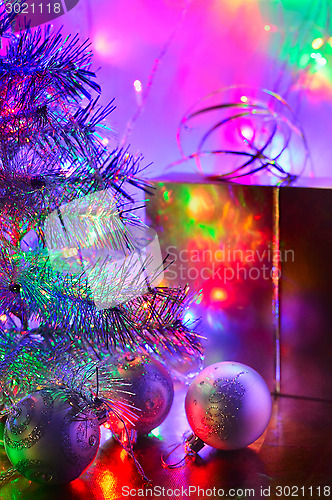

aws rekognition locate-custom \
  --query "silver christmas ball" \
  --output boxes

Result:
[103,352,174,438]
[185,361,272,450]
[4,389,100,484]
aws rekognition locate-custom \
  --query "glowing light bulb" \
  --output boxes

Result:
[187,189,215,219]
[211,288,228,302]
[133,79,143,93]
[317,56,327,66]
[195,293,203,305]
[312,38,324,50]
[311,53,328,66]
[264,25,271,31]
[94,34,114,56]
[184,311,195,323]
[149,427,163,439]
[240,96,248,103]
[299,54,310,68]
[240,125,254,141]
[163,189,171,202]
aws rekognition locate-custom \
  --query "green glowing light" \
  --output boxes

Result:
[197,223,216,239]
[299,54,310,68]
[163,190,171,202]
[148,426,163,440]
[195,293,203,305]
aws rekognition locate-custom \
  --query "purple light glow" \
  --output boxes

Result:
[49,0,332,186]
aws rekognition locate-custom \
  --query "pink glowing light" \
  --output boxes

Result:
[133,80,143,93]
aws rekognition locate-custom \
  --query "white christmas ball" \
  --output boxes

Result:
[185,361,272,450]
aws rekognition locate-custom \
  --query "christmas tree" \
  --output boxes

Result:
[0,8,201,485]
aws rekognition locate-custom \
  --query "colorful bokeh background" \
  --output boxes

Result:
[146,182,275,389]
[50,0,332,186]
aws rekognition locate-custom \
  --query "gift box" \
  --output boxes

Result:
[146,180,332,401]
